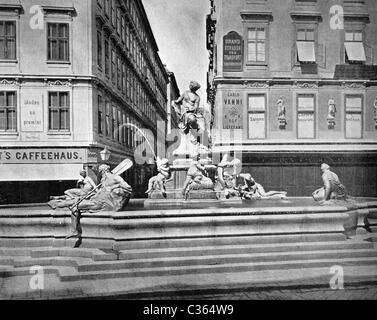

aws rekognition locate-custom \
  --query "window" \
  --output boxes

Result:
[126,23,130,51]
[121,16,126,43]
[104,0,110,17]
[126,115,130,148]
[112,105,117,140]
[122,62,126,93]
[126,65,130,100]
[48,92,70,131]
[297,94,315,139]
[0,91,17,132]
[97,30,102,69]
[117,110,121,143]
[116,7,121,35]
[117,56,122,89]
[47,23,69,62]
[105,101,111,136]
[345,95,363,139]
[111,0,116,27]
[98,95,104,135]
[345,30,366,63]
[111,49,116,83]
[247,27,266,63]
[248,95,266,139]
[0,21,16,60]
[104,39,110,76]
[296,27,316,63]
[122,113,126,145]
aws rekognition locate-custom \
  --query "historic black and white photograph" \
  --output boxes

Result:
[0,0,377,303]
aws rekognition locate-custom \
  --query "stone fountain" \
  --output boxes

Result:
[145,81,218,206]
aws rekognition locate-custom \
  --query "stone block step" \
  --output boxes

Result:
[59,256,377,282]
[118,241,373,260]
[0,247,117,262]
[11,256,92,269]
[114,233,346,251]
[0,266,74,278]
[77,248,377,273]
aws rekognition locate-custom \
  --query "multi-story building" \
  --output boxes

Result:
[207,0,377,197]
[0,0,168,204]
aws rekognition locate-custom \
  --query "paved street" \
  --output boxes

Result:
[170,286,377,300]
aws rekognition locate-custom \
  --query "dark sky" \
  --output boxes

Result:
[143,0,210,104]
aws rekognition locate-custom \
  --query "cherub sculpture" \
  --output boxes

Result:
[146,157,172,198]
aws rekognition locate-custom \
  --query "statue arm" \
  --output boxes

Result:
[175,94,184,105]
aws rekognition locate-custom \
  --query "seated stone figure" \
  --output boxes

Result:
[312,163,347,204]
[217,155,242,199]
[237,174,287,200]
[48,165,132,238]
[146,157,172,198]
[182,159,214,200]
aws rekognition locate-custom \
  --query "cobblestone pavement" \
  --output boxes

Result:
[165,286,377,300]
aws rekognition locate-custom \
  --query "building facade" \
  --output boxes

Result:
[0,0,168,204]
[207,0,377,197]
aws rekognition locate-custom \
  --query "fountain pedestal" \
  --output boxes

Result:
[145,157,219,208]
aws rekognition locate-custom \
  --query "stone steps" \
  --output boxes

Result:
[77,248,377,272]
[2,247,376,281]
[119,241,373,260]
[113,233,347,250]
[58,256,377,282]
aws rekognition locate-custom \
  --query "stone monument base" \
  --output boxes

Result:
[146,157,218,206]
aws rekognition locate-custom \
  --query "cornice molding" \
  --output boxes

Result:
[41,6,76,17]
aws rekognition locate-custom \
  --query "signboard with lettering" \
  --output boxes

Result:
[0,149,89,164]
[21,94,44,132]
[298,113,315,139]
[223,31,243,72]
[248,113,266,139]
[346,114,362,138]
[223,91,243,129]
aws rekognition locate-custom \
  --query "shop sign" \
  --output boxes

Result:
[223,91,243,129]
[223,31,243,72]
[0,149,88,164]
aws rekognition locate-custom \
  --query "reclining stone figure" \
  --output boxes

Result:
[48,164,132,238]
[238,174,287,200]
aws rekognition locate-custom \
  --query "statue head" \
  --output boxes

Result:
[99,164,111,175]
[189,81,201,92]
[321,163,330,173]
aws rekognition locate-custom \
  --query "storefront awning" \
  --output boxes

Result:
[0,164,84,182]
[345,42,366,61]
[297,41,316,63]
